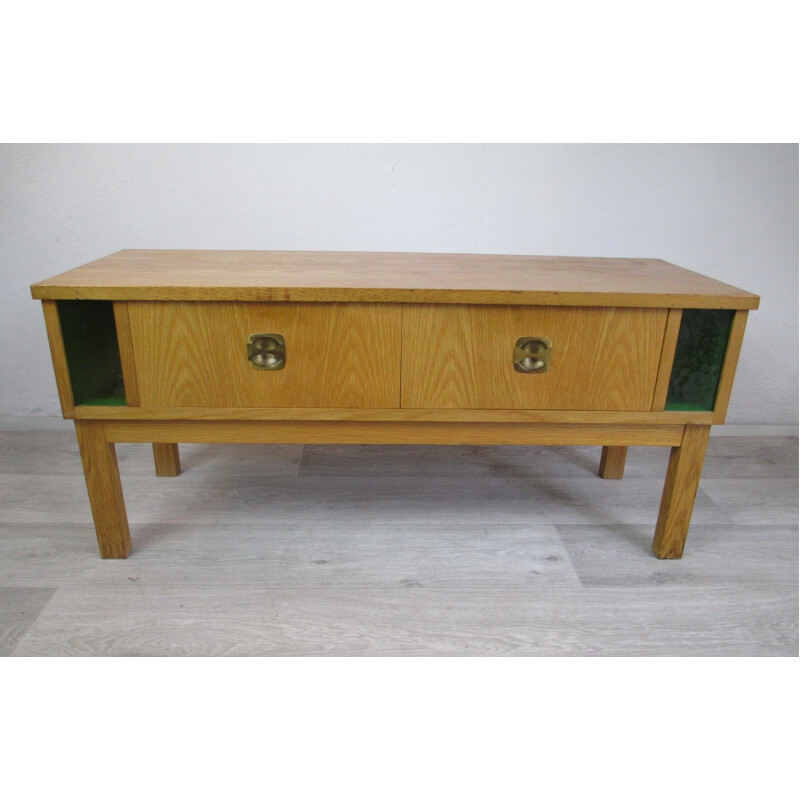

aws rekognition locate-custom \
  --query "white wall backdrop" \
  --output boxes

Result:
[0,143,796,424]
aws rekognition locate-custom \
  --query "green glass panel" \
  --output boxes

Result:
[57,300,126,406]
[665,309,734,412]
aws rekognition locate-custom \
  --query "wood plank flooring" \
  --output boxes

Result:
[0,431,796,655]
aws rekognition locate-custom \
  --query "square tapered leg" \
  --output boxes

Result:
[153,443,181,477]
[652,425,711,559]
[74,420,131,559]
[599,446,627,479]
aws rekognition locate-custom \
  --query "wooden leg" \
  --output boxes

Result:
[599,445,627,479]
[153,443,181,477]
[74,421,132,559]
[652,425,711,559]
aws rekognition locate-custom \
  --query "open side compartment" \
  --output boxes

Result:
[57,300,127,406]
[665,309,735,412]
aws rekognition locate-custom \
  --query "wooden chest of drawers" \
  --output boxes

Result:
[31,250,758,560]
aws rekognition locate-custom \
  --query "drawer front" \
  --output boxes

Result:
[127,302,401,408]
[402,305,667,410]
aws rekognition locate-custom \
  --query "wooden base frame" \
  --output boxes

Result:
[73,419,711,561]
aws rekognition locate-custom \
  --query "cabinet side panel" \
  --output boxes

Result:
[651,309,683,411]
[712,310,749,424]
[41,300,75,418]
[113,302,141,406]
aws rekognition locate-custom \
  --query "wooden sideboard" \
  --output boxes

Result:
[31,250,759,560]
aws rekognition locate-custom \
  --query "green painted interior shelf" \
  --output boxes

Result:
[57,300,126,406]
[665,309,734,412]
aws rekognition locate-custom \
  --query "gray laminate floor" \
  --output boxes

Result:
[0,431,796,655]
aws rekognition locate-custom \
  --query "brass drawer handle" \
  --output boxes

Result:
[514,337,552,373]
[247,333,285,370]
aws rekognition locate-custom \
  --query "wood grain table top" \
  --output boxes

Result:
[30,249,760,308]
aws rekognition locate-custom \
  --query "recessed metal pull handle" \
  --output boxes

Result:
[247,333,285,370]
[514,337,552,373]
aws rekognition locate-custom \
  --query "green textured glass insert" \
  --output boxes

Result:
[665,309,734,411]
[57,300,126,406]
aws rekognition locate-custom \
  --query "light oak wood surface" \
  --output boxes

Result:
[100,420,686,447]
[712,310,749,424]
[653,424,711,558]
[402,305,666,410]
[651,308,683,411]
[126,301,402,408]
[112,301,141,406]
[599,446,627,479]
[74,421,131,558]
[71,406,714,424]
[30,251,758,563]
[152,443,181,477]
[41,300,75,418]
[30,249,760,308]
